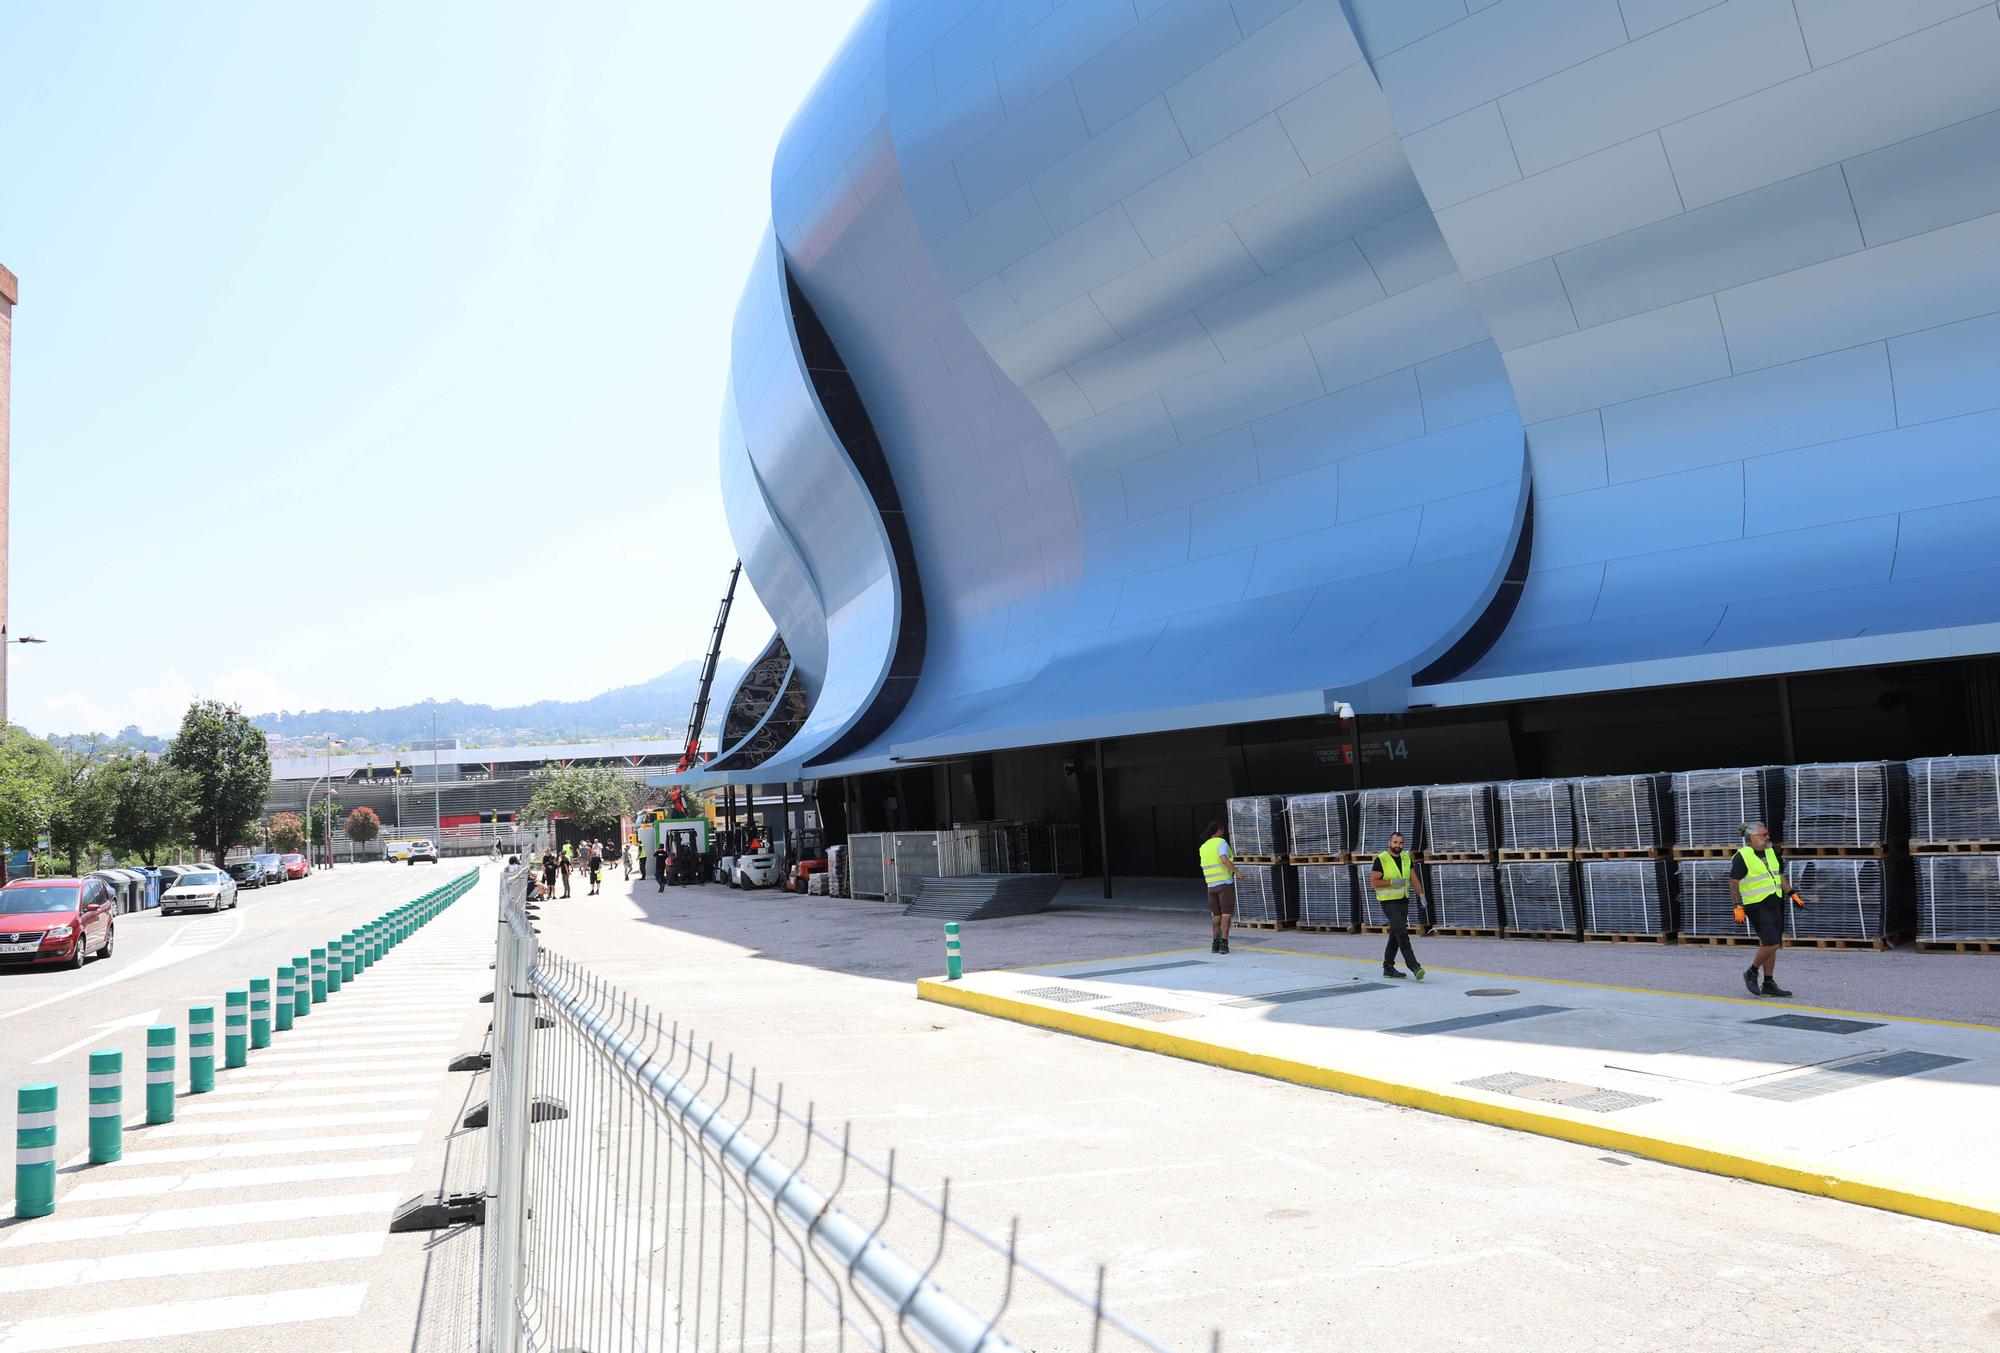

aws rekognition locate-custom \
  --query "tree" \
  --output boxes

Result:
[525,765,639,837]
[167,700,273,864]
[344,805,382,849]
[305,799,337,853]
[0,725,63,859]
[103,756,193,866]
[268,811,305,855]
[45,749,117,874]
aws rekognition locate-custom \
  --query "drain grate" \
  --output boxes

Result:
[1737,1049,1968,1102]
[1389,1004,1570,1036]
[1460,1071,1659,1113]
[1097,1001,1199,1022]
[1465,988,1519,997]
[1748,1013,1884,1035]
[1223,982,1392,1008]
[1018,985,1103,1004]
[1070,960,1207,978]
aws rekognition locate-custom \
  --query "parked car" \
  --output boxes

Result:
[253,853,286,885]
[281,853,309,879]
[226,860,267,889]
[0,877,116,968]
[407,839,439,865]
[161,868,238,915]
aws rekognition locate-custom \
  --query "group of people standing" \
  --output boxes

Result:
[534,839,618,899]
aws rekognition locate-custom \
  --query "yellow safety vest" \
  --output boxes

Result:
[1199,837,1232,887]
[1736,846,1783,905]
[1374,850,1412,901]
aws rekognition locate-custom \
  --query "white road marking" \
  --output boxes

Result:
[0,1232,385,1294]
[180,1088,439,1114]
[66,1158,415,1201]
[264,1035,458,1049]
[0,910,245,1025]
[117,1132,422,1165]
[31,1011,163,1066]
[238,1052,448,1069]
[2,1192,400,1246]
[151,1109,430,1137]
[211,1071,449,1094]
[0,1282,368,1350]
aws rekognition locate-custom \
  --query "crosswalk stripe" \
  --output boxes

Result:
[116,1132,423,1166]
[2,1192,400,1247]
[0,1232,386,1293]
[180,1089,439,1115]
[0,1282,369,1349]
[151,1109,430,1138]
[210,1072,449,1094]
[66,1158,415,1202]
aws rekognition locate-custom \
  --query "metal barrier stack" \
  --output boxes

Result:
[482,866,1201,1353]
[1495,779,1579,939]
[1574,775,1671,942]
[1909,755,2000,952]
[1285,792,1353,931]
[1419,784,1497,935]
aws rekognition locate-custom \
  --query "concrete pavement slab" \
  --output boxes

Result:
[922,945,2000,1234]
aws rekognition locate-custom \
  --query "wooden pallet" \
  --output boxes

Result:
[1669,846,1736,859]
[1426,926,1501,937]
[1787,844,1900,857]
[1576,848,1664,860]
[1233,918,1293,931]
[1784,933,1908,951]
[1292,855,1348,866]
[1425,852,1494,863]
[1909,842,2000,855]
[1678,932,1759,947]
[1916,938,2000,953]
[1295,922,1354,934]
[1497,849,1575,862]
[1235,854,1283,865]
[1583,931,1673,944]
[1502,928,1579,941]
[1360,923,1431,937]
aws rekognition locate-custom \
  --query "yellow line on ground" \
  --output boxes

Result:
[916,978,2000,1237]
[1007,944,2000,1034]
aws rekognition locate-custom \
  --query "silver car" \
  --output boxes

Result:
[160,868,238,915]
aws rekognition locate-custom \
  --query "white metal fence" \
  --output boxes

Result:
[485,866,1206,1352]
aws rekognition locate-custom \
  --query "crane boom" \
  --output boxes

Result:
[675,560,742,776]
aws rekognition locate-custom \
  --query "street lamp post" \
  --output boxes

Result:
[1,632,47,729]
[304,737,345,870]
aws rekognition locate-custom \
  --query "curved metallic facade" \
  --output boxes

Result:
[719,0,2000,767]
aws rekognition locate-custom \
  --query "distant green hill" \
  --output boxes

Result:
[250,658,748,752]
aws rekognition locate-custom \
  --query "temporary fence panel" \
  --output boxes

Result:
[485,866,1196,1353]
[1790,858,1904,941]
[1233,863,1295,924]
[1670,766,1782,848]
[964,823,1086,878]
[1425,862,1500,929]
[1782,762,1903,847]
[1907,756,2000,843]
[889,832,942,908]
[1495,780,1576,851]
[1579,859,1672,935]
[1571,775,1668,851]
[1295,864,1356,928]
[1496,862,1578,933]
[1283,793,1351,857]
[1915,854,2000,941]
[1419,785,1495,854]
[1676,859,1761,939]
[847,833,887,900]
[1226,797,1287,856]
[1354,788,1422,857]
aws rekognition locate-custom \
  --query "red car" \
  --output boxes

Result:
[281,853,309,880]
[0,877,116,970]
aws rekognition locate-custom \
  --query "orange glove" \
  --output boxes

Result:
[1791,891,1807,909]
[1733,904,1746,924]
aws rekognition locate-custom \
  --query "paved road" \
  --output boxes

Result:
[0,861,495,1351]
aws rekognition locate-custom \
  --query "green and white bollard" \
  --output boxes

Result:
[325,938,344,994]
[276,967,295,1032]
[294,955,312,1017]
[88,1049,122,1164]
[15,1084,57,1218]
[310,948,327,1004]
[225,990,249,1069]
[944,921,963,981]
[146,1025,175,1124]
[188,1005,216,1093]
[340,931,356,983]
[250,977,272,1049]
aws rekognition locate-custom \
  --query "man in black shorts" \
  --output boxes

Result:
[1731,822,1808,997]
[1198,822,1235,954]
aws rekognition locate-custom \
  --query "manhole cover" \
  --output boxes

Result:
[1465,988,1519,997]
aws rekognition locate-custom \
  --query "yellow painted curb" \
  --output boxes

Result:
[918,978,2000,1237]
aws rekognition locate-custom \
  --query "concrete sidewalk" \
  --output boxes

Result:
[922,944,2000,1235]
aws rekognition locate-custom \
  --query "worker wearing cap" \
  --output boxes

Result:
[1732,822,1808,998]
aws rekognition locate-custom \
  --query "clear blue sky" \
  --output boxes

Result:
[1,0,874,735]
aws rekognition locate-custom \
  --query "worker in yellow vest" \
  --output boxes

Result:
[1370,831,1425,980]
[1731,822,1808,998]
[1198,822,1235,955]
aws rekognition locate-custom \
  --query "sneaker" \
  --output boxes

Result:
[1382,967,1408,979]
[1762,978,1792,998]
[1410,964,1426,982]
[1210,936,1221,954]
[1219,936,1230,954]
[1742,965,1761,996]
